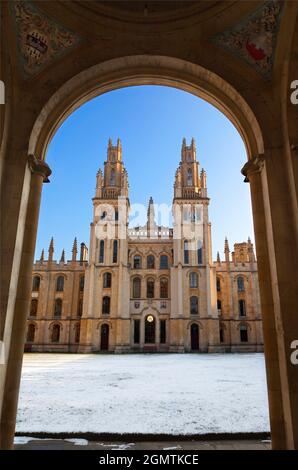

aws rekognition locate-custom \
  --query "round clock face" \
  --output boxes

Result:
[147,315,154,323]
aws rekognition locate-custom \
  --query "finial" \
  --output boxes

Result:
[40,249,44,263]
[48,237,54,263]
[117,137,121,148]
[217,251,221,263]
[72,237,78,261]
[108,138,112,147]
[191,137,196,148]
[224,237,230,252]
[182,137,186,147]
[60,249,65,263]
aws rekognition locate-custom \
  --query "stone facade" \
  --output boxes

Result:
[25,139,263,354]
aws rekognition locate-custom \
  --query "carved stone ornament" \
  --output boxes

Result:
[28,155,52,182]
[241,155,265,182]
[10,1,80,77]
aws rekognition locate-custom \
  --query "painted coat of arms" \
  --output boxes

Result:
[11,1,80,76]
[212,0,284,79]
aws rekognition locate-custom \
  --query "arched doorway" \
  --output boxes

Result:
[190,324,199,351]
[100,324,109,351]
[1,42,297,449]
[144,315,155,344]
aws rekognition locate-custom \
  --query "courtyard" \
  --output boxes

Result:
[16,353,269,435]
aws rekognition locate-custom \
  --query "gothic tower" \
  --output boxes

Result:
[171,138,220,352]
[79,139,131,352]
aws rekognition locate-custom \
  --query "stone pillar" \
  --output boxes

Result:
[0,155,51,449]
[242,154,291,449]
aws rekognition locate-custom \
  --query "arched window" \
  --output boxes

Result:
[132,277,141,299]
[216,277,221,292]
[79,276,85,292]
[147,278,155,298]
[75,323,80,343]
[160,255,168,269]
[103,272,112,288]
[189,272,198,288]
[77,298,83,317]
[240,325,248,342]
[27,324,35,343]
[102,296,110,315]
[99,240,105,263]
[190,296,199,315]
[160,278,168,298]
[112,240,118,263]
[197,242,203,264]
[51,324,60,343]
[32,276,40,292]
[147,255,155,269]
[184,240,189,264]
[54,298,62,318]
[56,276,64,292]
[237,276,245,292]
[133,255,142,269]
[30,299,38,317]
[110,169,116,186]
[239,299,246,317]
[217,299,222,313]
[187,168,192,186]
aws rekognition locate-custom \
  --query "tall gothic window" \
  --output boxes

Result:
[102,296,110,315]
[110,169,116,186]
[51,324,60,343]
[197,242,203,264]
[187,168,192,186]
[77,298,83,317]
[133,255,142,269]
[189,272,198,288]
[27,324,35,343]
[147,278,155,298]
[103,272,112,288]
[217,299,222,313]
[216,277,221,292]
[30,299,38,317]
[160,278,168,299]
[56,276,64,292]
[237,276,245,292]
[54,298,62,318]
[147,255,155,269]
[184,240,189,264]
[159,255,168,269]
[112,240,118,263]
[79,276,85,292]
[239,299,246,317]
[32,276,40,292]
[190,296,199,315]
[220,325,224,343]
[99,240,104,263]
[132,277,141,299]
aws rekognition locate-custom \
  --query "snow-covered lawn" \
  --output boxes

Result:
[16,353,270,435]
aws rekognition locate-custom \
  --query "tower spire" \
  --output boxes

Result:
[60,249,65,264]
[224,237,230,264]
[48,237,54,264]
[40,248,44,263]
[72,237,78,262]
[147,196,155,231]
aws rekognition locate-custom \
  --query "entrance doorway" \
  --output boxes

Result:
[144,315,155,344]
[191,324,199,351]
[100,324,109,351]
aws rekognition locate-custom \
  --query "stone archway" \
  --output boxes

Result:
[0,50,297,450]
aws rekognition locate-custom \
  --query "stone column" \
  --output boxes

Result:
[0,155,51,449]
[242,155,287,449]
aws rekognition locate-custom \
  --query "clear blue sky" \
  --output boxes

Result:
[36,85,254,261]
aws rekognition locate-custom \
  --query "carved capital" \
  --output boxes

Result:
[28,154,52,183]
[241,155,265,182]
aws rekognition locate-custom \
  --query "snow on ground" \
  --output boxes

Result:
[16,353,270,435]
